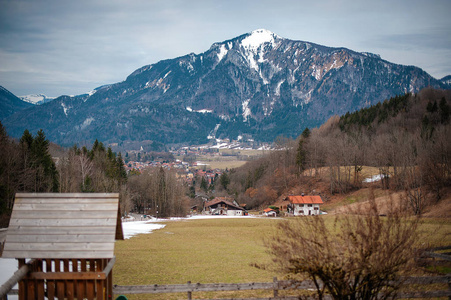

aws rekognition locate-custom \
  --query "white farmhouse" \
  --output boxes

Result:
[286,195,323,216]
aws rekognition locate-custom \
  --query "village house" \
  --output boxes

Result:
[203,197,244,216]
[263,208,277,217]
[286,195,323,216]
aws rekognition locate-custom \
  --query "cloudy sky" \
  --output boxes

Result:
[0,0,450,97]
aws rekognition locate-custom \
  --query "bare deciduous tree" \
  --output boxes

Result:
[264,192,419,299]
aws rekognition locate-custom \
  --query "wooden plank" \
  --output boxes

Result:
[113,282,275,294]
[5,242,115,251]
[107,266,113,299]
[86,260,95,299]
[102,257,116,277]
[15,193,119,199]
[13,198,118,205]
[6,226,116,235]
[63,260,74,300]
[1,250,115,259]
[46,260,55,300]
[26,279,35,300]
[29,272,107,280]
[11,210,117,219]
[423,251,451,261]
[9,218,117,227]
[54,260,64,300]
[35,260,45,300]
[78,260,87,299]
[96,259,105,300]
[11,203,118,211]
[5,234,115,243]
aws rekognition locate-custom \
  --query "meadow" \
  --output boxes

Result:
[113,216,451,299]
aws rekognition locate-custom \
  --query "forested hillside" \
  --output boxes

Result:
[0,126,189,227]
[219,88,451,214]
[1,87,450,226]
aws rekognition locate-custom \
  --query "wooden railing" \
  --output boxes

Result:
[1,257,115,300]
[3,274,450,299]
[112,275,451,300]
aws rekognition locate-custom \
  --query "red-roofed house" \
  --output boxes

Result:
[203,197,244,216]
[286,195,323,216]
[263,208,277,217]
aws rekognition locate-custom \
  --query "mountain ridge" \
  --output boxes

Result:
[2,29,450,148]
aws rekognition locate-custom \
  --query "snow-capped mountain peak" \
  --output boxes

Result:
[20,94,55,105]
[241,29,280,51]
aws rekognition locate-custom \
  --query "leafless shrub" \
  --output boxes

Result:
[264,192,419,299]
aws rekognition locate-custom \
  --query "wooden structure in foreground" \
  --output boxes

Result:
[1,193,123,300]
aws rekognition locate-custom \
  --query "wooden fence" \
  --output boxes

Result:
[111,275,451,300]
[3,274,451,299]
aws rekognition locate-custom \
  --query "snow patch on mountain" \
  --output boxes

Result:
[78,117,95,130]
[275,80,284,96]
[61,103,70,116]
[241,29,281,73]
[241,29,278,50]
[217,44,228,62]
[20,94,55,105]
[186,107,213,114]
[207,123,221,139]
[242,99,251,121]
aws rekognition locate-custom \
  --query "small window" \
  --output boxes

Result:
[308,204,313,207]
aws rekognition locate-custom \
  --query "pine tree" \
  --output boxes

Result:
[200,176,208,192]
[439,97,450,124]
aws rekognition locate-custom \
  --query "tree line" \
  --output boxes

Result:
[221,88,451,214]
[0,124,189,227]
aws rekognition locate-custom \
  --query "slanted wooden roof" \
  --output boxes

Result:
[2,193,123,259]
[204,198,244,210]
[286,195,323,205]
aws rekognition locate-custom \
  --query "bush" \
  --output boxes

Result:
[264,192,419,299]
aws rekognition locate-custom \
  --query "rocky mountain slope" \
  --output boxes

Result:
[0,86,33,120]
[2,29,449,147]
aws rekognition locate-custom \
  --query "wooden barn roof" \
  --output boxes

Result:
[286,195,323,204]
[2,193,123,259]
[204,198,244,210]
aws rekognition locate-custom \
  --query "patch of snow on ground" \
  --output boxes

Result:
[0,258,18,299]
[1,214,265,293]
[122,221,166,239]
[363,174,387,183]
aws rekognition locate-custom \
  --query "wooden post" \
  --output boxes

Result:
[107,269,113,299]
[96,260,104,300]
[447,273,451,300]
[187,281,192,300]
[18,259,25,300]
[273,277,279,298]
[36,260,45,300]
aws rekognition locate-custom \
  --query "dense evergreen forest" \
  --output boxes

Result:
[1,88,450,226]
[217,88,451,214]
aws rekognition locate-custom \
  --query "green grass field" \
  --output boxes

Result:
[113,216,451,299]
